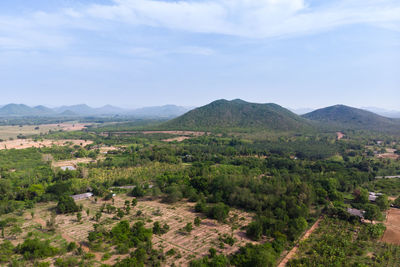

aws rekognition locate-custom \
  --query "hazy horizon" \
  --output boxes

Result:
[1,0,399,109]
[0,100,400,114]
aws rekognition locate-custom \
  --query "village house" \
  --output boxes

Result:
[347,207,365,218]
[71,192,93,201]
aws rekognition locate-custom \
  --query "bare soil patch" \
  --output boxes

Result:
[0,123,92,140]
[52,158,96,168]
[162,136,191,142]
[336,132,345,140]
[0,139,92,150]
[382,208,400,245]
[142,131,206,136]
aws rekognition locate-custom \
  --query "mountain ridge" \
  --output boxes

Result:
[302,104,400,132]
[161,99,313,132]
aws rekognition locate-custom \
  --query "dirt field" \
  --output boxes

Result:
[142,131,207,136]
[52,158,96,168]
[336,132,345,140]
[382,208,400,245]
[0,139,93,150]
[0,123,90,140]
[376,153,400,160]
[3,195,256,266]
[162,136,191,142]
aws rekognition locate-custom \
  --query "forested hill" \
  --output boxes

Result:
[161,99,313,132]
[303,105,400,132]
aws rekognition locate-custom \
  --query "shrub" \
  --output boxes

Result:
[56,196,78,214]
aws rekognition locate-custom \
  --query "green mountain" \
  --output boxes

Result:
[303,105,400,132]
[0,104,38,116]
[0,104,56,116]
[162,99,312,132]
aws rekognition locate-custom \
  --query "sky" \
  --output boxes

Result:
[0,0,399,109]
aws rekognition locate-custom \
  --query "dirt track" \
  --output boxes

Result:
[278,217,322,267]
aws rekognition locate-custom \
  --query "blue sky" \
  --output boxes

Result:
[0,0,399,109]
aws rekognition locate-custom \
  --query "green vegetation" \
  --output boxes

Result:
[162,99,313,132]
[287,217,399,266]
[1,110,400,266]
[303,104,400,133]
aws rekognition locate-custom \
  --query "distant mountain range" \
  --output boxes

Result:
[1,101,399,134]
[0,104,192,118]
[362,107,400,118]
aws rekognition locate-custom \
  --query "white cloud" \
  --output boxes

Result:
[0,0,399,51]
[81,0,400,38]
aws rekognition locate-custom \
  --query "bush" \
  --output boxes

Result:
[207,203,230,222]
[15,238,58,260]
[56,196,79,214]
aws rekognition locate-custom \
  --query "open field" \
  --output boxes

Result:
[376,153,400,160]
[382,208,400,245]
[0,138,93,150]
[52,157,96,168]
[0,123,90,140]
[0,194,256,266]
[162,136,191,142]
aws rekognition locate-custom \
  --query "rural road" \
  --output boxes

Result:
[277,217,322,267]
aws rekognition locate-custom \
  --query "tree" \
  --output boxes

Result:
[163,185,183,203]
[364,204,381,222]
[117,208,125,219]
[184,223,193,233]
[353,188,369,204]
[376,194,389,211]
[131,198,138,207]
[153,222,162,235]
[95,211,102,222]
[194,217,201,227]
[77,212,82,222]
[394,196,400,208]
[246,221,263,241]
[131,186,145,198]
[56,196,79,214]
[207,203,230,222]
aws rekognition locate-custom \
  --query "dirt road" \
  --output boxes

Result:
[277,217,322,267]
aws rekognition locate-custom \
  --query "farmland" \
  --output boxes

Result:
[0,123,89,140]
[0,117,400,266]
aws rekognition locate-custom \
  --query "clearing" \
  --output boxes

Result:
[3,195,256,266]
[0,123,90,140]
[382,208,400,245]
[0,139,92,150]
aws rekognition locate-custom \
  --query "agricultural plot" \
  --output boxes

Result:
[287,217,400,266]
[1,194,255,266]
[0,123,90,140]
[0,139,92,150]
[382,208,400,245]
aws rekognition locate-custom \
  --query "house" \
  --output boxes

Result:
[347,208,365,218]
[71,192,93,201]
[368,192,383,202]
